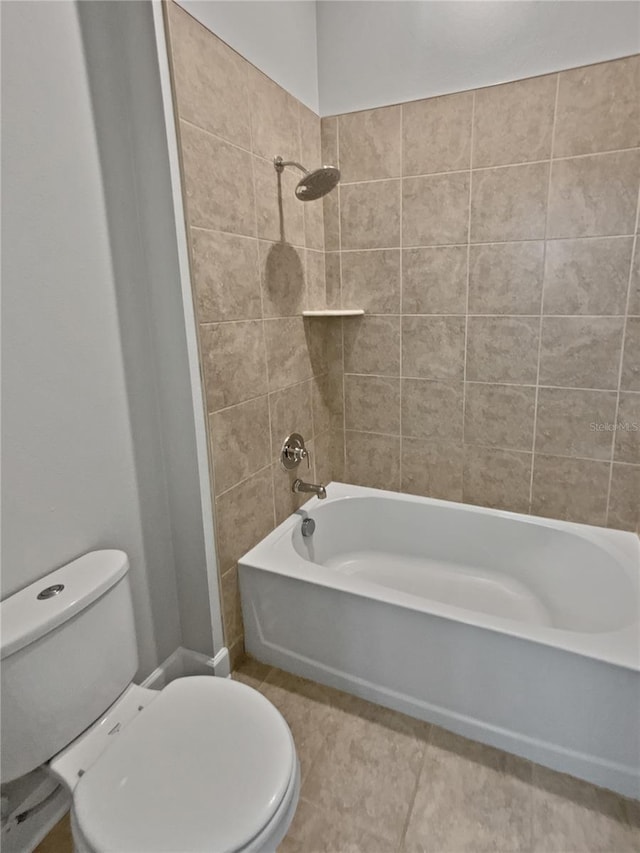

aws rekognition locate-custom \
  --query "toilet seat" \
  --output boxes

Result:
[70,677,298,853]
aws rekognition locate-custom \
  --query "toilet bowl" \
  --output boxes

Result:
[52,677,300,853]
[0,551,300,853]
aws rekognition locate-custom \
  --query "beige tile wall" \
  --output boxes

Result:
[165,3,343,662]
[166,4,638,659]
[322,55,640,532]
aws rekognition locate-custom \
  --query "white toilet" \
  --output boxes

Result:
[0,550,300,852]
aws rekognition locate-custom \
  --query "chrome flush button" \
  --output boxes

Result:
[37,584,64,600]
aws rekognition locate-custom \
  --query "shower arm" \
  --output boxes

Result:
[274,156,309,176]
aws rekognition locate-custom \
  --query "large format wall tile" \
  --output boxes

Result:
[547,150,640,238]
[209,396,271,495]
[321,117,340,251]
[340,180,401,249]
[180,121,256,235]
[621,317,640,391]
[628,246,640,315]
[215,467,275,573]
[300,103,321,166]
[338,105,401,182]
[269,381,313,456]
[401,438,464,501]
[345,431,401,491]
[466,317,540,384]
[401,379,464,442]
[468,242,544,314]
[531,455,610,525]
[462,446,532,513]
[615,392,640,465]
[343,315,401,375]
[535,387,616,459]
[191,229,262,322]
[254,157,306,246]
[473,75,556,168]
[305,250,326,310]
[538,317,624,389]
[554,56,640,157]
[171,17,640,661]
[402,246,468,315]
[403,172,470,246]
[220,566,243,646]
[402,316,466,381]
[341,250,401,313]
[312,371,343,434]
[259,241,306,317]
[248,65,300,163]
[167,3,251,149]
[200,321,267,411]
[542,236,633,315]
[402,92,472,176]
[264,317,313,391]
[170,6,345,651]
[345,374,400,434]
[464,383,536,451]
[471,162,549,242]
[608,463,640,530]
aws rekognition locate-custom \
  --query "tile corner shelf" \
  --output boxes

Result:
[302,309,365,317]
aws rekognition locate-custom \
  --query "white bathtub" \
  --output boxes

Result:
[239,483,640,798]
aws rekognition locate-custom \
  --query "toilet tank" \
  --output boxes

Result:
[0,550,138,783]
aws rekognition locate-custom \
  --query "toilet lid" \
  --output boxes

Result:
[72,676,295,853]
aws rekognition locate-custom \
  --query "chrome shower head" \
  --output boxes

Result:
[274,156,340,201]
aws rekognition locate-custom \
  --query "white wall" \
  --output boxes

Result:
[77,0,220,661]
[317,1,640,115]
[176,0,319,111]
[1,1,218,676]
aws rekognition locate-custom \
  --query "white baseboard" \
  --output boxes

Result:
[140,645,229,688]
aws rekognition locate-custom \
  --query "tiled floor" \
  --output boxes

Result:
[35,660,639,852]
[233,658,640,853]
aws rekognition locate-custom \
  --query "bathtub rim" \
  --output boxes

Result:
[240,482,640,673]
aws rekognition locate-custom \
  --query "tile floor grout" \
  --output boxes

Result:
[233,657,639,853]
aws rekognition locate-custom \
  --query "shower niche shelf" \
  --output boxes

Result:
[302,309,365,317]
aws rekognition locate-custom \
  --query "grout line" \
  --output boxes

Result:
[190,224,308,252]
[336,145,640,188]
[178,116,255,158]
[606,180,640,524]
[340,428,618,466]
[246,63,277,528]
[399,103,404,489]
[206,374,331,419]
[331,232,638,251]
[339,372,623,394]
[198,312,631,327]
[187,225,639,252]
[215,462,273,500]
[397,746,429,853]
[181,113,351,175]
[461,92,475,480]
[529,73,560,512]
[335,118,348,478]
[254,666,275,691]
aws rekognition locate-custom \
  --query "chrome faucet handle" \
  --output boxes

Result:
[281,433,310,471]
